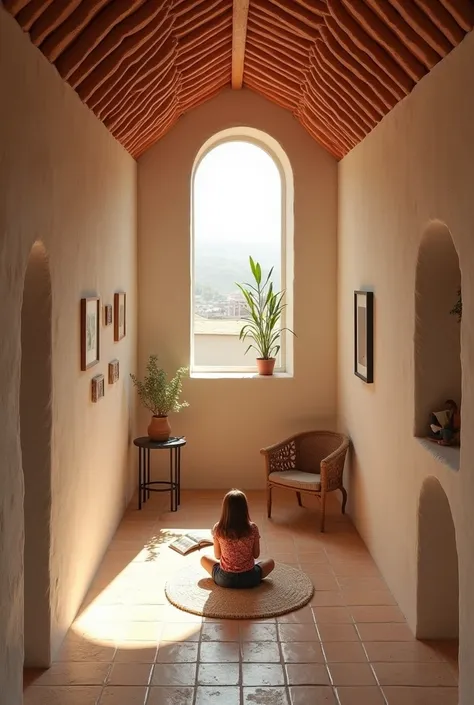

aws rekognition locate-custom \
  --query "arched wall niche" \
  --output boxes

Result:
[20,240,53,667]
[416,476,459,640]
[414,220,461,467]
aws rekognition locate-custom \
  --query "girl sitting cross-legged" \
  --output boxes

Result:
[200,488,275,589]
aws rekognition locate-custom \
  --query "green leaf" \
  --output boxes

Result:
[236,258,295,360]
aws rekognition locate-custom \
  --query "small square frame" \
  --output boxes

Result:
[354,290,374,383]
[81,297,100,371]
[91,374,105,402]
[108,359,119,384]
[114,292,126,342]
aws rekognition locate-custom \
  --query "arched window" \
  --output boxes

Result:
[191,128,294,374]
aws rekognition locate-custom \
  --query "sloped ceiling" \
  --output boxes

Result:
[3,0,474,159]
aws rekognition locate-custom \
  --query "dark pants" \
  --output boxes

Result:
[212,563,262,589]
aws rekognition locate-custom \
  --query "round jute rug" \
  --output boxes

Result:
[164,563,314,619]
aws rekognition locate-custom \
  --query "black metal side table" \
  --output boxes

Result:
[133,436,186,512]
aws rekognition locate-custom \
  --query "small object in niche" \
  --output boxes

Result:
[109,359,119,384]
[81,297,100,371]
[91,374,105,402]
[114,292,126,341]
[428,399,461,446]
[449,288,462,322]
[169,532,213,556]
[104,304,113,326]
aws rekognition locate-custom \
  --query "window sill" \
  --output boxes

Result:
[190,371,293,379]
[416,437,460,472]
[194,331,240,337]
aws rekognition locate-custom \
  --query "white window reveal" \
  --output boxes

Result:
[190,127,294,376]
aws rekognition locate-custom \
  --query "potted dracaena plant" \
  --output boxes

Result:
[130,355,189,441]
[236,256,295,376]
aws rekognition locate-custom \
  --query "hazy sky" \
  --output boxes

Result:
[193,141,281,246]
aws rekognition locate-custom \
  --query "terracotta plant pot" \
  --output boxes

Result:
[257,358,276,376]
[148,415,171,442]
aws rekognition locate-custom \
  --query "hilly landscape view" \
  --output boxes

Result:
[194,239,281,300]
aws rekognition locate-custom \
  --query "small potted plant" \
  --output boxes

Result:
[236,256,295,376]
[130,355,189,441]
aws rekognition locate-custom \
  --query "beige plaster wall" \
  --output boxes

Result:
[338,28,474,703]
[137,89,338,489]
[0,9,137,703]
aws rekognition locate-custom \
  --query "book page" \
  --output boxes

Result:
[434,409,451,428]
[170,536,197,554]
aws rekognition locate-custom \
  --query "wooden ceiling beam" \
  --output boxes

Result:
[232,0,250,89]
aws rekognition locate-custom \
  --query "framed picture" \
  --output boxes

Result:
[354,291,374,383]
[91,374,105,402]
[104,304,113,327]
[81,297,100,371]
[108,359,119,384]
[114,292,126,341]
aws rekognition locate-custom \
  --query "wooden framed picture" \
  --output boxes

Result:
[91,374,105,402]
[104,304,113,326]
[108,359,119,384]
[81,297,100,371]
[114,292,126,341]
[354,291,374,383]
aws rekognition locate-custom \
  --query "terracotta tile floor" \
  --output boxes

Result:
[24,489,458,705]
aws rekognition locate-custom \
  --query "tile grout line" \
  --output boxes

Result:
[101,662,114,702]
[192,628,201,705]
[142,663,152,705]
[275,621,290,705]
[353,621,390,705]
[238,626,244,705]
[145,627,162,705]
[313,608,341,705]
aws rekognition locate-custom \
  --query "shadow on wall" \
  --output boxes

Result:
[416,476,459,640]
[414,220,462,441]
[20,241,53,667]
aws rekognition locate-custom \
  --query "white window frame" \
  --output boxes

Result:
[190,127,294,377]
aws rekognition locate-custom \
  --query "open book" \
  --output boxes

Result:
[430,409,451,434]
[169,532,213,556]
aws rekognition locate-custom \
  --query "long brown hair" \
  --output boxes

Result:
[215,489,252,540]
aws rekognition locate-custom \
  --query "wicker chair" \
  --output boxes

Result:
[260,431,350,532]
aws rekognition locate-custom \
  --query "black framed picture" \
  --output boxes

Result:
[354,291,374,383]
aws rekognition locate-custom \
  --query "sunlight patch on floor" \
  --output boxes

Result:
[73,526,206,646]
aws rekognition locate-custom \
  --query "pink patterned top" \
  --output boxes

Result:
[212,522,260,573]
